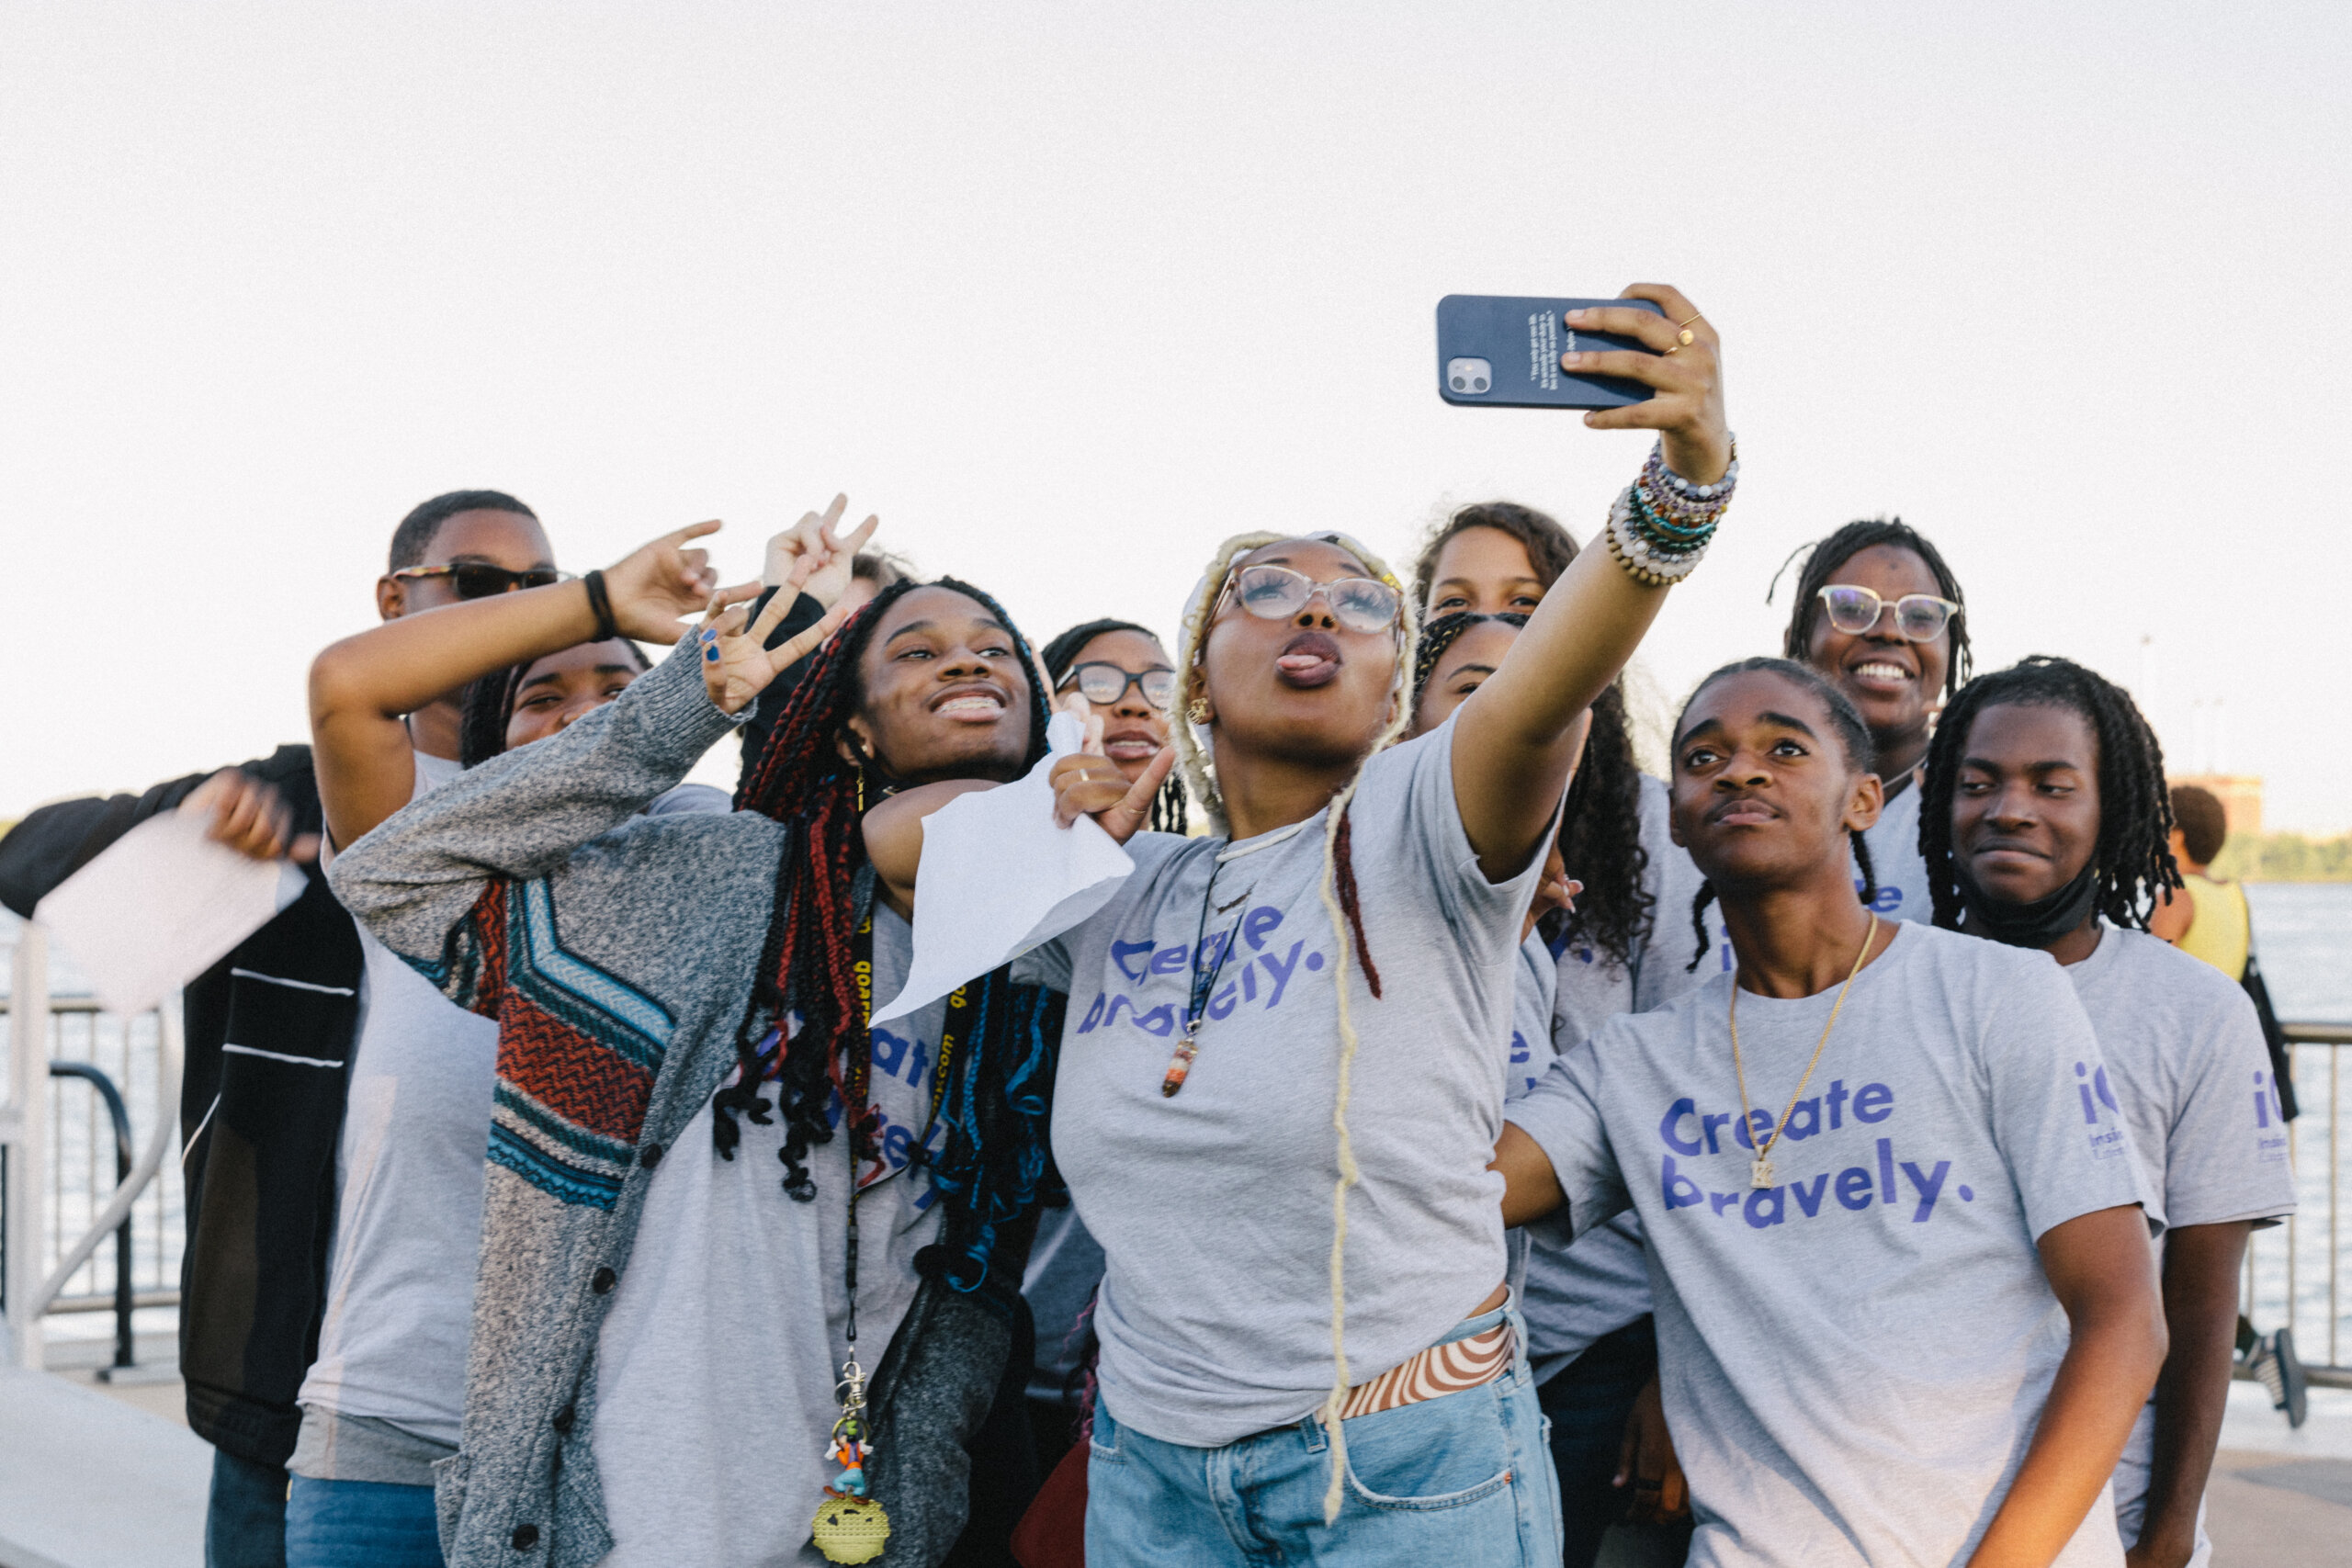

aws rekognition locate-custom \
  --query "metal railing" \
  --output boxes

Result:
[0,922,186,1371]
[1,915,2347,1387]
[2244,1021,2352,1390]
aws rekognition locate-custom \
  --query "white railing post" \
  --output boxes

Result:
[4,921,51,1370]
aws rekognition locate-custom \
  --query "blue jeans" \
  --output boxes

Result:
[1085,1302,1562,1567]
[206,1450,288,1568]
[285,1476,446,1568]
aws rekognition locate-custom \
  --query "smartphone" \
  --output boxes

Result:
[1436,295,1663,410]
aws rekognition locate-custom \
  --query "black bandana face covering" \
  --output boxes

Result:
[1958,859,2102,948]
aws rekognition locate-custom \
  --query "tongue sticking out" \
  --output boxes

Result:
[1276,631,1343,689]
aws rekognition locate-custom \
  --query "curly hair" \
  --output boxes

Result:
[1410,501,1581,611]
[728,577,1064,1292]
[1773,517,1973,699]
[1413,610,1653,966]
[1670,658,1879,971]
[1920,655,2180,934]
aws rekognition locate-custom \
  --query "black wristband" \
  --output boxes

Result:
[582,570,620,643]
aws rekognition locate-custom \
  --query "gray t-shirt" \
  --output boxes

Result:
[593,905,989,1568]
[1038,716,1544,1448]
[1507,921,2150,1568]
[1860,768,1931,926]
[297,753,492,1460]
[2066,926,2295,1551]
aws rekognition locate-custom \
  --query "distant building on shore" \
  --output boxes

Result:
[2170,773,2263,840]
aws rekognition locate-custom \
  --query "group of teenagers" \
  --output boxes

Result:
[0,286,2301,1568]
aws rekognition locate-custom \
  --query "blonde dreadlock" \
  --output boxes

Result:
[1173,529,1418,1523]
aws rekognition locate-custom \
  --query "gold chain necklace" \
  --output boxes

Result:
[1727,912,1878,1190]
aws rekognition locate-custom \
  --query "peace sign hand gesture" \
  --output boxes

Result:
[599,521,728,644]
[697,581,854,716]
[763,494,881,611]
[1049,694,1174,842]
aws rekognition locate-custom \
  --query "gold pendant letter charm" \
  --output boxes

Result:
[1750,1156,1774,1190]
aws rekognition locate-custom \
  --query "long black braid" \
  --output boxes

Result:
[1414,611,1655,967]
[1038,615,1191,834]
[1772,518,1973,699]
[1919,655,2180,933]
[1672,658,1880,971]
[729,576,1064,1292]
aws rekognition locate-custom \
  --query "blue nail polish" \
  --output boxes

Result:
[700,627,718,643]
[705,646,719,662]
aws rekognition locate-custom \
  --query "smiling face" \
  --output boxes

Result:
[1669,670,1883,894]
[844,585,1035,785]
[1423,526,1546,620]
[1410,618,1520,737]
[1952,701,2101,906]
[1803,543,1951,760]
[1197,537,1403,770]
[504,638,644,750]
[1065,627,1173,784]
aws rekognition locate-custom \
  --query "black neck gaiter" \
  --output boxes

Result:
[1958,860,2101,948]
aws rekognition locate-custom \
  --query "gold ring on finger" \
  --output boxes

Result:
[1676,329,1695,346]
[1661,344,1681,356]
[1677,311,1704,330]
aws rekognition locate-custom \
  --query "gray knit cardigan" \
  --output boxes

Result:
[328,643,1010,1568]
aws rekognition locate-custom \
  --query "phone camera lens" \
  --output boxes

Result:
[1450,376,1465,391]
[1472,377,1487,392]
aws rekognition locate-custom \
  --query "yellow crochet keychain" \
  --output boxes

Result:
[810,1355,890,1563]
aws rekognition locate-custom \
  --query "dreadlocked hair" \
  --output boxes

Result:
[729,575,1063,1292]
[1175,528,1416,1523]
[1040,615,1191,835]
[1672,658,1881,972]
[1919,655,2180,934]
[1770,518,1973,699]
[456,638,652,770]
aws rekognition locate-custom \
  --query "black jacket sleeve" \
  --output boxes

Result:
[732,590,831,797]
[0,746,321,918]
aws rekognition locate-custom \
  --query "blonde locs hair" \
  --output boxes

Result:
[1172,529,1419,1523]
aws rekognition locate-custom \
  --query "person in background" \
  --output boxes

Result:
[1414,506,1697,1568]
[1919,656,2296,1568]
[2146,783,2311,1427]
[0,490,558,1568]
[289,522,722,1567]
[1776,517,1973,927]
[1497,656,2168,1568]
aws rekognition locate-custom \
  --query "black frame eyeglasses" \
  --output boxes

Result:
[390,563,573,599]
[1058,662,1179,711]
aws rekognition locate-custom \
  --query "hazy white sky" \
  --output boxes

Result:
[3,4,2346,827]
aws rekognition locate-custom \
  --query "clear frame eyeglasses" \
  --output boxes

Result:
[1217,563,1402,636]
[1815,583,1962,643]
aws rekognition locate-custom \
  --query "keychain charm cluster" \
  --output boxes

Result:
[809,1353,890,1562]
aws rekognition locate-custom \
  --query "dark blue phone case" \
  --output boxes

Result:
[1436,295,1664,409]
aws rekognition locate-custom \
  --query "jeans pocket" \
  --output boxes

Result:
[1087,1407,1125,1467]
[1340,1384,1517,1512]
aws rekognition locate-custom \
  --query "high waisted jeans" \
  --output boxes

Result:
[1085,1300,1562,1567]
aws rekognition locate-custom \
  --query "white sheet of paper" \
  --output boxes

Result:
[34,810,310,1015]
[872,711,1134,1022]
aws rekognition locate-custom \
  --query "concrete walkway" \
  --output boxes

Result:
[0,1366,206,1568]
[2206,1381,2352,1566]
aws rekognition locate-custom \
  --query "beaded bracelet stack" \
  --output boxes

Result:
[1603,437,1739,587]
